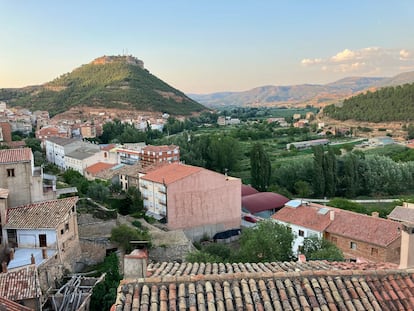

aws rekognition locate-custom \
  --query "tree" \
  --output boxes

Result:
[90,253,121,311]
[87,182,110,202]
[302,236,344,261]
[238,220,294,262]
[312,146,325,197]
[250,143,271,191]
[110,224,151,253]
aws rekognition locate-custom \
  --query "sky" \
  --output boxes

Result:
[1,1,414,94]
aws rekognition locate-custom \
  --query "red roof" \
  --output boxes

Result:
[85,162,117,175]
[100,144,116,151]
[0,148,32,163]
[272,202,332,232]
[0,297,33,311]
[142,145,178,153]
[242,192,289,214]
[241,184,259,197]
[141,163,202,185]
[273,201,402,247]
[326,209,401,247]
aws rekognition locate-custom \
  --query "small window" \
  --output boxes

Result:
[61,229,64,235]
[331,237,338,244]
[298,230,305,237]
[350,241,357,250]
[371,248,378,256]
[39,234,47,247]
[65,223,69,231]
[7,169,15,177]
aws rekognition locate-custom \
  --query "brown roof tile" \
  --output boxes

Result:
[140,163,202,185]
[6,196,78,229]
[0,296,33,311]
[272,203,332,232]
[0,148,32,163]
[114,261,414,310]
[0,265,41,302]
[85,162,117,175]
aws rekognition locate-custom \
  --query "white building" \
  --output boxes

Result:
[45,137,83,169]
[272,200,332,254]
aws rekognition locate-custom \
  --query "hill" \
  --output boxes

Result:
[323,82,414,122]
[0,55,206,116]
[189,73,414,109]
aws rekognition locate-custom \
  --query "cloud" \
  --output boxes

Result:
[301,47,414,76]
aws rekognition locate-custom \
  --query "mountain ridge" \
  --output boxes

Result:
[189,72,414,108]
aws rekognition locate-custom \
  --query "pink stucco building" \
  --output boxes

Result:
[140,163,241,241]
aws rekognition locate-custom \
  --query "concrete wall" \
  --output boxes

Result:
[167,170,241,239]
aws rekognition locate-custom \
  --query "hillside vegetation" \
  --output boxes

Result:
[324,83,414,122]
[0,56,206,116]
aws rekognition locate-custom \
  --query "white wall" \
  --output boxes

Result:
[17,228,57,248]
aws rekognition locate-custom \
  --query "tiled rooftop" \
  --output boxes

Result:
[85,162,117,175]
[0,296,33,311]
[388,206,414,223]
[113,261,414,311]
[326,208,401,247]
[273,202,402,247]
[141,163,203,185]
[0,265,41,302]
[6,196,78,229]
[141,145,178,153]
[273,203,333,232]
[0,148,32,163]
[45,136,79,146]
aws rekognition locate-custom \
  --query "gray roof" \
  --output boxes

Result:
[388,206,414,223]
[45,136,80,146]
[66,146,100,160]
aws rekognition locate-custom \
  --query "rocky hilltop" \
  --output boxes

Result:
[0,55,206,116]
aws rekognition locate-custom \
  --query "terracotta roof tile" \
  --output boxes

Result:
[388,206,414,223]
[6,196,78,229]
[140,163,202,185]
[0,265,41,301]
[326,209,401,247]
[85,162,117,175]
[0,148,32,163]
[0,296,33,311]
[272,203,332,232]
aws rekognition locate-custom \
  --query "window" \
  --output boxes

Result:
[61,229,64,235]
[298,230,305,237]
[39,234,47,247]
[7,169,15,177]
[331,237,338,244]
[65,223,69,231]
[371,248,378,256]
[350,241,357,250]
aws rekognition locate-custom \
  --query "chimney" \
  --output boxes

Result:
[371,212,379,218]
[30,254,35,265]
[42,247,48,259]
[1,261,7,273]
[123,248,148,279]
[298,254,306,263]
[330,210,335,221]
[399,223,414,269]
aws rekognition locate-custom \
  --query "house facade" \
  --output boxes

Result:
[272,200,332,254]
[0,148,56,208]
[140,144,180,167]
[1,196,81,272]
[45,137,83,169]
[272,201,402,263]
[139,163,241,241]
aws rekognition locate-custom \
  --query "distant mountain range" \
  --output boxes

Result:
[189,72,414,109]
[0,55,206,116]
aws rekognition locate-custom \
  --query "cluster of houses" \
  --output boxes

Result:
[0,101,170,146]
[4,103,414,308]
